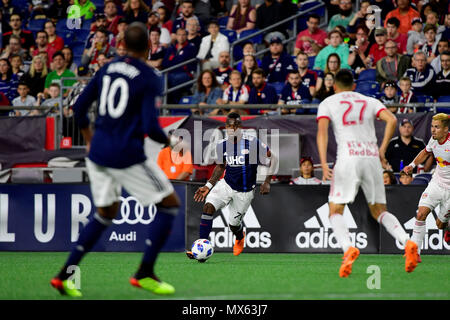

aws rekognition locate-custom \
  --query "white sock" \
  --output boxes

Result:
[329,213,352,253]
[378,211,410,246]
[411,218,426,255]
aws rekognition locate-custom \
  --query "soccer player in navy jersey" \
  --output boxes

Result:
[50,22,180,297]
[187,112,277,259]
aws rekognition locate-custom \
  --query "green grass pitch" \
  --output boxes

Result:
[0,252,448,300]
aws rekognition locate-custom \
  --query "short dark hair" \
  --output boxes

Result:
[288,69,300,76]
[441,50,450,57]
[252,68,265,77]
[335,69,354,89]
[226,112,242,126]
[52,51,65,60]
[95,28,109,37]
[386,17,400,28]
[423,23,437,33]
[18,81,28,88]
[124,22,149,53]
[149,26,161,35]
[208,19,219,27]
[308,13,320,22]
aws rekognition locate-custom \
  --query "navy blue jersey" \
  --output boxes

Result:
[261,52,296,83]
[73,55,167,169]
[279,83,311,104]
[216,135,270,192]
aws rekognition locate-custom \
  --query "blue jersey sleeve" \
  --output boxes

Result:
[73,72,99,129]
[141,75,167,145]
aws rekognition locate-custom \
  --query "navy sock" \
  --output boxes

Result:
[233,224,244,241]
[58,213,112,280]
[135,206,176,279]
[199,213,213,239]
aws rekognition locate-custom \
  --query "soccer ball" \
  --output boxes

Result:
[191,239,214,262]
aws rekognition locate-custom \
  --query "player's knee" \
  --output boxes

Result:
[159,192,180,208]
[203,203,216,214]
[98,202,120,220]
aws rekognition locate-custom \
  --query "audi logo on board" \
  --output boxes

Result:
[113,196,157,225]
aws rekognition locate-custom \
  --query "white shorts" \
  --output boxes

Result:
[329,157,386,205]
[418,180,450,223]
[206,179,255,227]
[86,158,174,208]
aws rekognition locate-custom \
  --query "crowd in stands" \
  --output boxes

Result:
[0,0,448,116]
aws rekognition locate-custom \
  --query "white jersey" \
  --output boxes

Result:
[317,91,386,161]
[426,133,450,189]
[290,176,322,185]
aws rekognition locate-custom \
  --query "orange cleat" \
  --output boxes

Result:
[404,240,419,273]
[339,247,360,278]
[233,231,245,256]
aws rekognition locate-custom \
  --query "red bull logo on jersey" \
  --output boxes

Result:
[436,156,450,167]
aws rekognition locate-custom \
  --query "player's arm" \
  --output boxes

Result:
[260,149,277,195]
[377,109,397,168]
[317,117,332,181]
[194,163,226,202]
[403,148,432,174]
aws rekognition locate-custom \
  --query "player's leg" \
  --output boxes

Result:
[368,203,410,247]
[51,159,121,297]
[228,190,254,256]
[186,202,218,260]
[329,202,360,278]
[411,206,431,255]
[436,192,450,244]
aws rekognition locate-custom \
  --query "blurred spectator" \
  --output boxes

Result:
[197,20,229,71]
[248,68,278,113]
[86,13,114,49]
[368,27,388,65]
[241,54,258,88]
[62,46,78,74]
[425,11,445,34]
[347,0,370,37]
[211,0,229,18]
[162,27,197,103]
[370,0,396,22]
[124,0,150,24]
[157,130,193,181]
[63,66,91,114]
[419,2,437,23]
[12,82,37,116]
[146,11,171,46]
[383,170,397,185]
[82,29,116,73]
[402,51,435,96]
[376,39,411,84]
[324,53,341,76]
[47,0,68,24]
[255,0,281,33]
[276,0,298,39]
[379,80,399,107]
[386,17,407,54]
[384,0,420,35]
[236,41,261,72]
[32,30,56,68]
[0,35,31,63]
[171,0,199,37]
[0,57,18,102]
[442,13,450,40]
[91,52,111,74]
[110,17,127,47]
[261,36,295,84]
[44,21,64,52]
[2,14,35,53]
[0,10,11,50]
[278,70,311,114]
[157,6,173,32]
[406,17,425,56]
[327,0,355,32]
[313,30,350,71]
[313,72,335,102]
[38,82,62,115]
[226,0,256,34]
[420,24,440,64]
[348,25,372,72]
[294,14,327,57]
[399,171,413,185]
[295,52,317,99]
[385,118,426,173]
[147,27,166,70]
[0,91,10,116]
[434,50,450,99]
[104,0,122,36]
[44,51,76,97]
[115,41,127,57]
[0,0,21,22]
[290,157,322,185]
[186,17,202,55]
[193,0,213,29]
[20,55,47,97]
[213,51,233,89]
[68,0,96,21]
[191,69,223,114]
[10,54,25,79]
[215,70,249,115]
[29,1,49,21]
[397,76,418,112]
[431,39,449,73]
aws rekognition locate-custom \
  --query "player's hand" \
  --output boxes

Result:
[435,218,447,229]
[403,165,413,175]
[194,186,210,202]
[85,142,91,154]
[322,165,333,181]
[260,182,270,195]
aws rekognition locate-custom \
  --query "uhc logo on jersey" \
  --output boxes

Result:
[226,155,245,166]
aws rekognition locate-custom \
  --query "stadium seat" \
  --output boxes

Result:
[313,69,324,78]
[28,19,47,32]
[414,173,432,182]
[437,95,450,102]
[355,81,380,95]
[56,18,69,32]
[308,56,315,69]
[411,177,428,185]
[357,69,376,82]
[415,95,434,103]
[75,29,91,42]
[239,29,263,44]
[73,55,83,67]
[233,45,243,62]
[436,95,450,113]
[71,42,86,56]
[218,16,228,28]
[81,19,93,31]
[299,0,326,16]
[61,31,76,47]
[220,30,237,44]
